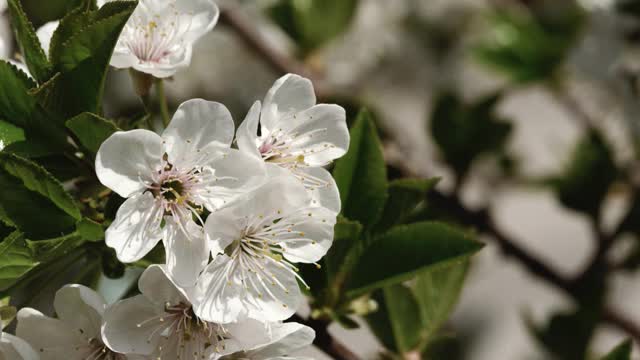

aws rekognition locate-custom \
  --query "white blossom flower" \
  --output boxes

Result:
[194,176,336,323]
[0,331,39,360]
[16,284,131,360]
[237,74,349,213]
[102,265,313,360]
[95,99,265,285]
[219,321,314,360]
[110,0,219,78]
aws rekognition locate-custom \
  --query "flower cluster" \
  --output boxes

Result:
[0,0,349,357]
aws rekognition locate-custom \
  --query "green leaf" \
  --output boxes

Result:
[383,284,424,353]
[0,154,79,238]
[0,231,38,291]
[0,153,80,220]
[66,112,120,154]
[430,92,512,179]
[365,290,398,352]
[26,232,85,263]
[600,339,632,360]
[0,61,68,150]
[325,217,363,280]
[413,261,469,343]
[7,0,52,83]
[0,120,26,149]
[345,222,482,298]
[333,109,388,228]
[551,131,617,217]
[35,1,137,117]
[17,0,93,27]
[76,218,104,242]
[268,0,359,54]
[374,178,440,233]
[473,8,583,83]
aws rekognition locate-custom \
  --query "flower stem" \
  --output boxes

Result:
[156,78,171,128]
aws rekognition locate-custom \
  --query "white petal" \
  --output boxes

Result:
[203,209,241,256]
[247,323,315,359]
[299,167,341,213]
[222,318,272,352]
[54,285,106,340]
[95,129,163,198]
[175,0,219,42]
[193,255,247,324]
[0,333,39,360]
[101,295,163,355]
[106,192,163,263]
[286,104,349,166]
[262,74,316,133]
[162,99,234,166]
[236,101,262,159]
[195,149,266,211]
[16,308,84,360]
[109,51,138,70]
[138,264,189,306]
[281,206,335,264]
[245,257,302,322]
[35,21,58,58]
[163,219,210,287]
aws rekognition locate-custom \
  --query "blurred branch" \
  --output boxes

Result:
[290,314,361,360]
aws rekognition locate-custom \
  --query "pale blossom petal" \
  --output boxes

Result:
[162,99,234,166]
[281,206,335,264]
[298,166,341,213]
[262,74,316,133]
[16,308,85,360]
[138,264,189,306]
[193,254,247,324]
[54,285,106,340]
[0,333,39,360]
[163,218,210,287]
[106,192,163,263]
[203,210,241,256]
[237,101,262,159]
[101,295,164,355]
[245,257,302,322]
[245,323,315,359]
[95,129,163,198]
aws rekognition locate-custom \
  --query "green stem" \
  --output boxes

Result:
[156,78,171,127]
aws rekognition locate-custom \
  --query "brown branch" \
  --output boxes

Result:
[290,314,360,360]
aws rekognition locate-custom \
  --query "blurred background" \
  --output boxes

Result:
[6,0,640,358]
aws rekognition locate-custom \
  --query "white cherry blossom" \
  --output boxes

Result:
[0,332,39,360]
[110,0,219,78]
[102,265,312,360]
[195,176,336,323]
[237,74,349,213]
[219,321,314,360]
[95,99,265,285]
[16,284,130,360]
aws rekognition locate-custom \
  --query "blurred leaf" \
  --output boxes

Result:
[268,0,359,54]
[413,260,469,344]
[600,339,632,360]
[0,153,79,239]
[374,178,440,233]
[0,120,25,149]
[430,93,512,180]
[76,218,104,242]
[7,0,53,83]
[35,1,137,118]
[0,61,68,151]
[383,284,424,353]
[26,232,84,263]
[333,109,388,229]
[66,112,120,154]
[345,222,482,298]
[474,8,583,83]
[551,131,617,217]
[617,0,640,19]
[0,231,38,291]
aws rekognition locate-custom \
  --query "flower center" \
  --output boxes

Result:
[160,178,185,202]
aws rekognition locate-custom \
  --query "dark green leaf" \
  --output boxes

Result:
[66,112,120,154]
[76,218,104,242]
[374,178,440,233]
[365,290,398,352]
[345,222,482,298]
[600,339,632,360]
[430,92,511,180]
[26,232,84,263]
[413,261,469,343]
[0,231,38,291]
[7,0,52,83]
[0,120,25,149]
[17,0,92,27]
[35,1,137,117]
[383,284,424,353]
[551,131,617,217]
[333,109,388,228]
